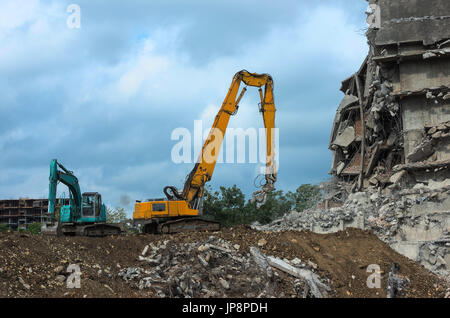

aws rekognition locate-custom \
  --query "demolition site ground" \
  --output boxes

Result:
[0,226,446,298]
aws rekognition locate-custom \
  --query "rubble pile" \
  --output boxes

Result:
[254,180,450,281]
[408,120,450,163]
[386,262,410,298]
[303,0,450,283]
[117,236,330,298]
[0,227,446,298]
[329,52,404,190]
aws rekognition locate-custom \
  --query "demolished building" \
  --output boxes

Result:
[330,0,450,191]
[256,0,450,281]
[328,0,450,279]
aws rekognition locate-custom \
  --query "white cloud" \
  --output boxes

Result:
[0,0,369,208]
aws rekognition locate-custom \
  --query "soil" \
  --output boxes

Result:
[0,226,446,298]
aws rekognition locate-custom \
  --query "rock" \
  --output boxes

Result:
[266,256,330,298]
[257,238,267,247]
[138,254,161,264]
[219,278,230,290]
[386,263,409,298]
[370,192,379,202]
[307,260,318,269]
[141,245,149,256]
[432,131,442,139]
[104,284,115,294]
[369,177,379,186]
[249,247,273,278]
[389,171,407,184]
[423,52,437,59]
[54,265,64,274]
[336,162,346,175]
[333,126,356,148]
[426,91,435,99]
[428,127,438,135]
[207,244,231,253]
[18,277,30,290]
[198,254,208,267]
[233,244,240,250]
[56,275,66,282]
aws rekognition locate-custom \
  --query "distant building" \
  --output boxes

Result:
[0,198,69,230]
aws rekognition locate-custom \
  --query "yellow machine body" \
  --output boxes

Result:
[133,200,198,221]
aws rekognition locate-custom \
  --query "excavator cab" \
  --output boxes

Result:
[81,193,97,217]
[80,192,105,221]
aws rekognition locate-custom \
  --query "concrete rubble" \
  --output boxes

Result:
[117,236,330,298]
[1,226,446,298]
[329,0,450,192]
[386,262,410,298]
[253,179,450,281]
[254,0,450,287]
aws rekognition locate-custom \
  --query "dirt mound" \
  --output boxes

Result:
[0,227,446,298]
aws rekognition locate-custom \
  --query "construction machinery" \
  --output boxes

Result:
[42,159,123,236]
[133,70,277,234]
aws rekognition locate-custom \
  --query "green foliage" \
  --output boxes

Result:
[0,224,9,233]
[286,184,322,212]
[106,207,128,223]
[26,222,42,235]
[202,183,322,228]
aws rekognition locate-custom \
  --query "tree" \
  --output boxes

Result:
[106,207,127,223]
[203,185,246,227]
[26,222,41,235]
[202,183,321,228]
[0,224,9,233]
[286,184,322,212]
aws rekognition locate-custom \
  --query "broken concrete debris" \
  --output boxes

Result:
[0,226,446,298]
[118,237,331,298]
[265,255,330,298]
[330,0,450,194]
[304,0,450,283]
[386,263,410,298]
[253,179,450,282]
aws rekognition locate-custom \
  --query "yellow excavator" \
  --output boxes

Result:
[132,70,277,234]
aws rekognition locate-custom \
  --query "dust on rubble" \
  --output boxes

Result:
[0,227,446,298]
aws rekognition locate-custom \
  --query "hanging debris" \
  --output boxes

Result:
[329,0,450,192]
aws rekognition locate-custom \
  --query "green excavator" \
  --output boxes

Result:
[41,159,123,236]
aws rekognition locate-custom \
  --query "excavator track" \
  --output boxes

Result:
[58,223,124,237]
[143,218,221,234]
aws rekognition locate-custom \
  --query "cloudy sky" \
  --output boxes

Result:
[0,0,369,215]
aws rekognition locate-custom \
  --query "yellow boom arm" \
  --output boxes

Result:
[164,70,277,210]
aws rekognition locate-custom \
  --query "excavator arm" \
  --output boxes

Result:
[165,70,277,209]
[48,159,82,220]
